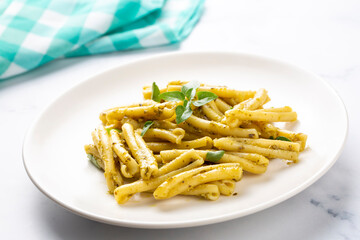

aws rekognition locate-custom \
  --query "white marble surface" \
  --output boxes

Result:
[1,0,360,239]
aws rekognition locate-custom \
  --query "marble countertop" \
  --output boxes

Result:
[1,0,359,239]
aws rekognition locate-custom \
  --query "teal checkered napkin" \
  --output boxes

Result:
[0,0,204,79]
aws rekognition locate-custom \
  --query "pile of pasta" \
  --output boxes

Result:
[85,81,307,204]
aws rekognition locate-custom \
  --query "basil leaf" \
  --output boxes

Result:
[182,100,193,119]
[159,91,185,101]
[275,136,291,142]
[151,82,161,102]
[175,105,185,124]
[205,150,225,163]
[269,136,274,139]
[87,154,101,169]
[181,81,200,100]
[175,103,193,124]
[141,121,154,136]
[183,99,190,108]
[193,91,218,107]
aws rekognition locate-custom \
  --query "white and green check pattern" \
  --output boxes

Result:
[0,0,204,79]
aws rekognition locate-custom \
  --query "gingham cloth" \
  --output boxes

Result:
[0,0,204,79]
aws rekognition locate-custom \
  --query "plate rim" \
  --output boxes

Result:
[22,51,349,229]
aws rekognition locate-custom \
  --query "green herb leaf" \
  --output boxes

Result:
[175,105,185,124]
[183,99,190,108]
[106,127,122,134]
[175,103,193,124]
[269,136,274,139]
[141,121,154,136]
[205,150,225,163]
[275,136,291,142]
[182,100,193,119]
[87,154,101,169]
[151,82,161,102]
[193,91,218,107]
[159,91,185,101]
[181,81,200,100]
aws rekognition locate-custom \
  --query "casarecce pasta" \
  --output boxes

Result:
[84,81,307,204]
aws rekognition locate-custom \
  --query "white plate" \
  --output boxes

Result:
[23,52,348,228]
